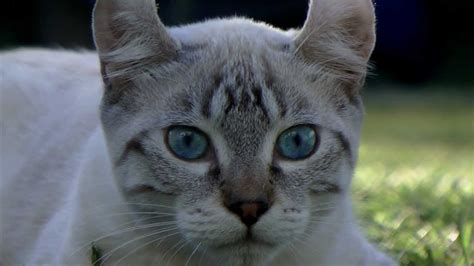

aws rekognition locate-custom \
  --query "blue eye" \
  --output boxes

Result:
[277,125,318,160]
[167,126,209,160]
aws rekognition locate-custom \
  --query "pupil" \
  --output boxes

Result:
[183,134,193,147]
[293,134,302,147]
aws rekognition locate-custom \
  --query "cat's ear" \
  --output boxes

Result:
[93,0,178,80]
[295,0,376,88]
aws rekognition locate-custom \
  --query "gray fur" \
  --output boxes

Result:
[92,0,393,265]
[0,0,395,265]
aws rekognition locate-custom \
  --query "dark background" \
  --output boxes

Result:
[1,0,473,87]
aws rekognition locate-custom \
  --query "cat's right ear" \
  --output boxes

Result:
[93,0,178,82]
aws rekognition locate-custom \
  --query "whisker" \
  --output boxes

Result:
[309,204,337,210]
[90,211,175,218]
[166,240,191,266]
[303,225,344,244]
[185,242,202,266]
[109,214,174,232]
[97,226,179,265]
[286,242,303,265]
[112,231,180,266]
[69,221,177,258]
[309,219,353,225]
[311,201,337,207]
[160,239,186,265]
[85,202,176,210]
[309,206,336,213]
[293,235,313,249]
[77,212,175,225]
[198,245,209,266]
[310,202,336,206]
[291,229,325,260]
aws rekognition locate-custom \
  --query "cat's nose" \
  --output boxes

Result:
[226,200,270,227]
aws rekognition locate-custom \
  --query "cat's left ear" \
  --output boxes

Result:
[93,0,179,81]
[295,0,376,89]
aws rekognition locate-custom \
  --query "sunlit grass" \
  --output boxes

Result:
[353,89,474,266]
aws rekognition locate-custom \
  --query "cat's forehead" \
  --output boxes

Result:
[199,56,284,156]
[170,18,292,53]
[128,20,349,151]
[159,24,335,133]
[192,45,313,115]
[172,22,314,121]
[131,19,335,122]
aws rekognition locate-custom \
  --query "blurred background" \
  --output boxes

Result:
[1,0,473,265]
[1,0,474,85]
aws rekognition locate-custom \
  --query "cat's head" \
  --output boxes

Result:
[93,0,375,264]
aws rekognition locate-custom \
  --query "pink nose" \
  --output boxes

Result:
[226,201,270,227]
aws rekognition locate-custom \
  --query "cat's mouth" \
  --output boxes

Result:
[244,232,273,246]
[216,231,276,249]
[207,233,278,265]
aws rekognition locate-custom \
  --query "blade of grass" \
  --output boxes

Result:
[457,221,472,265]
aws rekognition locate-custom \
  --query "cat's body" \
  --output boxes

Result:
[1,0,396,265]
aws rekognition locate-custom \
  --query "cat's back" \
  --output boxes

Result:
[1,48,101,130]
[0,49,103,264]
[1,48,103,185]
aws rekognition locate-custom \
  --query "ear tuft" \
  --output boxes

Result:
[93,0,178,80]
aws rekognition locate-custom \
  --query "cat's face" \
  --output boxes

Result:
[94,0,375,264]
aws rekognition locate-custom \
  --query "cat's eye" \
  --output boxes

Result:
[167,126,209,160]
[276,125,318,160]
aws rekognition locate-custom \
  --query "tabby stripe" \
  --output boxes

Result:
[115,132,148,166]
[332,130,354,167]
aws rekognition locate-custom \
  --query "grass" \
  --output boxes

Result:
[353,89,474,266]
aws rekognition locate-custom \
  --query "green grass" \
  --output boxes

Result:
[353,89,474,266]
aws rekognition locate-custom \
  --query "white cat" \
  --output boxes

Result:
[0,0,396,265]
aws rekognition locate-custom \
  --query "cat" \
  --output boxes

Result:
[0,0,397,265]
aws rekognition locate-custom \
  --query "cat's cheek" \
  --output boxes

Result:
[253,204,310,245]
[175,200,247,246]
[151,180,181,194]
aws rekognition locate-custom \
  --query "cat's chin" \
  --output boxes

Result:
[207,235,280,265]
[217,235,277,249]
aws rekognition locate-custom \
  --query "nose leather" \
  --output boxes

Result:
[241,202,259,218]
[227,201,270,227]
